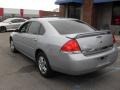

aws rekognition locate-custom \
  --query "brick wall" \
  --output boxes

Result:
[82,0,93,25]
[39,10,59,18]
[59,5,65,17]
[59,0,94,24]
[20,9,24,17]
[0,8,4,16]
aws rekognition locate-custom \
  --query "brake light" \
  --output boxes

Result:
[61,39,81,52]
[112,35,116,43]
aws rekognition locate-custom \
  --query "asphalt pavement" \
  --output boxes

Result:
[0,32,120,90]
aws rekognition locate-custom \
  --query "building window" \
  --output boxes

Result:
[112,2,120,25]
[67,5,81,19]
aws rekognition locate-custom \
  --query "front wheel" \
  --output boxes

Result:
[0,27,6,32]
[37,52,54,78]
[10,40,17,53]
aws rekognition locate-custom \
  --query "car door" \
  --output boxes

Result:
[10,19,26,30]
[13,22,31,52]
[21,21,41,59]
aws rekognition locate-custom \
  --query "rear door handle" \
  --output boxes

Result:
[32,38,37,41]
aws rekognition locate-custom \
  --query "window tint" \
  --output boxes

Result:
[11,19,18,23]
[11,19,26,23]
[27,22,40,34]
[49,20,95,35]
[39,25,45,35]
[112,2,120,25]
[68,6,81,19]
[17,19,26,22]
[19,22,31,33]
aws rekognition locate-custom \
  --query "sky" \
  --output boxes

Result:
[0,0,59,11]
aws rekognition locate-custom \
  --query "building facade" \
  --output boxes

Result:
[0,8,59,20]
[55,0,120,35]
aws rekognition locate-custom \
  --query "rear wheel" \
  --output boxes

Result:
[10,40,17,53]
[0,26,6,32]
[37,52,54,78]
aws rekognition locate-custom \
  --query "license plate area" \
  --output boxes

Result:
[100,56,107,61]
[97,55,110,67]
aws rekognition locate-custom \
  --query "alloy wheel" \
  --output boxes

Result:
[38,56,48,74]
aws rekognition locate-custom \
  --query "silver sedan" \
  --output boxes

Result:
[0,18,27,32]
[10,18,118,78]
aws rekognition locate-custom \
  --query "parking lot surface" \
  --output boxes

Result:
[0,32,120,90]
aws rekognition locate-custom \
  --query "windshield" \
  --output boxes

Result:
[3,18,13,23]
[49,20,95,35]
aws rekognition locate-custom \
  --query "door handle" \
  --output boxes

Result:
[32,38,37,41]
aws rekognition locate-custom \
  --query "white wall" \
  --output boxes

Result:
[4,8,20,14]
[3,8,40,18]
[24,9,39,16]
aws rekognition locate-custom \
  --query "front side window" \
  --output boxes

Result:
[112,2,120,25]
[27,21,41,34]
[11,19,26,23]
[19,22,31,33]
[49,20,95,35]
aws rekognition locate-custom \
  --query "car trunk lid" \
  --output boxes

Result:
[64,30,113,55]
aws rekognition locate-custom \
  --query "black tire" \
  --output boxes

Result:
[36,52,54,78]
[10,40,17,53]
[0,26,6,32]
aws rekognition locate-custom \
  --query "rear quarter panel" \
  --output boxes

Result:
[37,34,70,70]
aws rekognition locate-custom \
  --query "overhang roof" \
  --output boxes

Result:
[55,0,82,5]
[55,0,119,5]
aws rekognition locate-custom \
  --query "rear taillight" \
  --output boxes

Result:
[61,39,81,52]
[112,35,116,44]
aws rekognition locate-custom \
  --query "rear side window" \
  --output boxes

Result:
[11,19,25,23]
[27,21,40,34]
[17,19,26,22]
[49,20,95,34]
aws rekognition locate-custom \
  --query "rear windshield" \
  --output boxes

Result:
[49,20,95,34]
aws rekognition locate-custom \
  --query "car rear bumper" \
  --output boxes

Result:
[52,45,118,75]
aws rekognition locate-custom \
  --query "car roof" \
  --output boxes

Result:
[30,17,78,22]
[6,18,25,20]
[3,18,26,22]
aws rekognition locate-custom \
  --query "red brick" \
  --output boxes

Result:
[82,0,93,25]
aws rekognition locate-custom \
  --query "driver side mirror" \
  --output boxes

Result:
[9,22,12,24]
[15,29,20,32]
